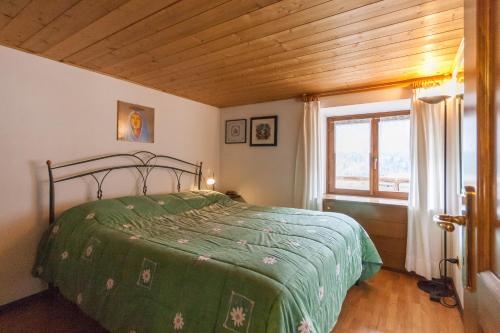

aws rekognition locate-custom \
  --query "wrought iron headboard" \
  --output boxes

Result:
[46,151,203,224]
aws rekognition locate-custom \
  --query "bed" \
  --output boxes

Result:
[33,152,382,333]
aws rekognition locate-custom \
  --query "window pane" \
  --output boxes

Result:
[334,119,371,191]
[378,116,410,193]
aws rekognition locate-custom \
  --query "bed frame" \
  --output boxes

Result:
[46,151,203,225]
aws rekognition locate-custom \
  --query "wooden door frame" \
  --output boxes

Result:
[463,0,500,332]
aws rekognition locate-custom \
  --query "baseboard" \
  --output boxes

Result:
[0,288,52,315]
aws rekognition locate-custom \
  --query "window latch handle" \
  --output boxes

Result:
[373,157,378,170]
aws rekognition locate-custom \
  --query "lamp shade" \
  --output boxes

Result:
[416,82,452,104]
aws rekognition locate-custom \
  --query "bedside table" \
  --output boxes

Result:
[226,193,245,203]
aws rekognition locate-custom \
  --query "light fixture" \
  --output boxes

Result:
[416,81,452,104]
[206,177,216,191]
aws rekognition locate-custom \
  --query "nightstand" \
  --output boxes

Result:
[226,193,245,203]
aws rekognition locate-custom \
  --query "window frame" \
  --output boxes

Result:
[327,110,410,200]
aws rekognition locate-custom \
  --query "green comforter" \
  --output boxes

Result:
[34,191,382,333]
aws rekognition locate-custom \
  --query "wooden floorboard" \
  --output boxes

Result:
[0,269,463,333]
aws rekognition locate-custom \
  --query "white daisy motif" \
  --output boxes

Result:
[262,228,272,233]
[126,204,134,210]
[298,319,312,333]
[122,224,132,229]
[212,227,222,232]
[106,278,114,290]
[173,312,184,330]
[52,225,60,234]
[319,286,324,300]
[85,245,93,258]
[230,306,246,327]
[237,240,248,245]
[255,213,262,216]
[262,256,277,265]
[177,239,189,244]
[85,213,95,220]
[76,293,83,305]
[198,255,211,261]
[142,269,151,284]
[336,263,341,276]
[158,201,165,205]
[129,235,140,240]
[61,251,69,260]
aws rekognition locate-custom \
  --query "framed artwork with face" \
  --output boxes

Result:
[117,101,155,143]
[250,116,278,146]
[225,119,247,144]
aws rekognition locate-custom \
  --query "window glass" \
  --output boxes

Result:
[378,115,411,193]
[334,119,371,191]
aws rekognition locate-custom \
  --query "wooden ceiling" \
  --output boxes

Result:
[0,0,464,107]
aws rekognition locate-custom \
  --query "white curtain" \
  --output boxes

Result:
[405,89,461,279]
[293,97,325,210]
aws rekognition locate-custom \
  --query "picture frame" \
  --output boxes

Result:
[117,101,155,143]
[250,116,278,147]
[225,119,247,144]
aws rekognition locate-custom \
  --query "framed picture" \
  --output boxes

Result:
[250,116,278,146]
[117,101,154,143]
[225,119,247,144]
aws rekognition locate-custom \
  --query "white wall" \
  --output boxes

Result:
[219,99,303,207]
[219,87,412,207]
[0,45,220,305]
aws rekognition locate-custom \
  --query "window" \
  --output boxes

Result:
[327,111,410,199]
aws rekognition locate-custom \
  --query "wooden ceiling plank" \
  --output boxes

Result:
[64,0,231,65]
[83,0,301,70]
[141,6,463,87]
[125,0,462,84]
[180,44,461,94]
[42,0,179,60]
[20,0,130,53]
[0,0,31,30]
[0,0,80,46]
[102,0,381,77]
[0,0,31,17]
[175,51,457,98]
[166,33,463,92]
[199,59,455,105]
[149,22,463,90]
[193,62,455,106]
[176,51,457,102]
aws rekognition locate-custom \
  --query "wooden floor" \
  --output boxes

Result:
[0,269,463,333]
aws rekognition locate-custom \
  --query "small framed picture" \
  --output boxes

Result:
[225,119,247,144]
[250,116,278,146]
[117,101,154,143]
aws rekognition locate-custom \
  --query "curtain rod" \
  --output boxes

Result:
[300,74,452,99]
